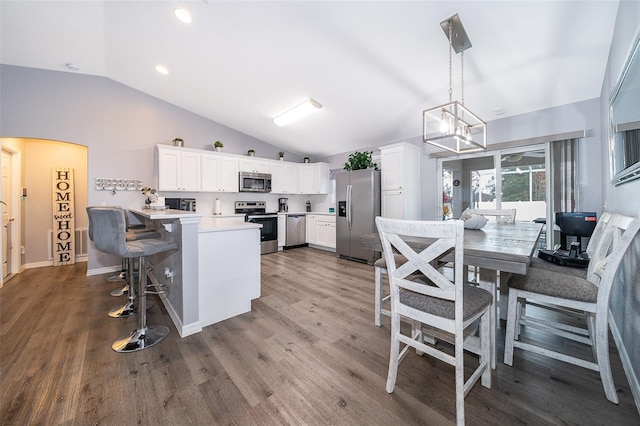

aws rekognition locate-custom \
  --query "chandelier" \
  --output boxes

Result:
[423,14,486,154]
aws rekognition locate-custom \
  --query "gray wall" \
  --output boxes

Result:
[0,65,300,270]
[598,0,640,407]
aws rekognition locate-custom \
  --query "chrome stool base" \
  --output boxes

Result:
[108,301,135,318]
[112,325,170,353]
[110,284,129,297]
[108,300,154,318]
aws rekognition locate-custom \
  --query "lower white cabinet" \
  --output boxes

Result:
[306,214,336,250]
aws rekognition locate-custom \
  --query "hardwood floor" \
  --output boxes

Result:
[1,248,638,425]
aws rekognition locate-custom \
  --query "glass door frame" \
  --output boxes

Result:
[436,143,549,227]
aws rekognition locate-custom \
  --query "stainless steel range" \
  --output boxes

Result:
[235,201,278,254]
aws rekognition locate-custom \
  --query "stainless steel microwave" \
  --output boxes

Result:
[239,172,272,193]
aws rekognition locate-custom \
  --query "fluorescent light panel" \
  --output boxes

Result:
[273,98,322,126]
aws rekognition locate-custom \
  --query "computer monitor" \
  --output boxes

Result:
[555,212,597,251]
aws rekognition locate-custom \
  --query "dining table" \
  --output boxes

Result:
[360,220,543,367]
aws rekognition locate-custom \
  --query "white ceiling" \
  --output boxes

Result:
[0,1,620,157]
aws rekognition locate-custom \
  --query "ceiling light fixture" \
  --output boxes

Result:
[423,14,486,154]
[273,98,323,127]
[155,65,169,75]
[66,63,80,71]
[174,8,192,24]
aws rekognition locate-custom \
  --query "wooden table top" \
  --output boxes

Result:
[360,221,543,275]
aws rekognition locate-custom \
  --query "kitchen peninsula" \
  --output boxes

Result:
[130,209,262,337]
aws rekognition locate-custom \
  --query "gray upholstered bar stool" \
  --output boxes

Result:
[109,212,161,298]
[87,206,160,318]
[87,206,178,352]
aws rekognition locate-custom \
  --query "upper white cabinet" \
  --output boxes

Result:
[379,142,421,220]
[157,145,201,191]
[298,163,329,194]
[201,153,238,192]
[156,145,327,194]
[238,158,270,174]
[270,162,299,194]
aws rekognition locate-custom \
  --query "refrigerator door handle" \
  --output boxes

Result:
[347,184,352,229]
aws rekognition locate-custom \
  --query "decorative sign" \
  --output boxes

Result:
[52,168,75,265]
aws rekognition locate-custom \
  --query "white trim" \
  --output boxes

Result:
[609,312,640,415]
[86,265,121,276]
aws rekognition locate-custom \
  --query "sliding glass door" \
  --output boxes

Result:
[439,145,547,222]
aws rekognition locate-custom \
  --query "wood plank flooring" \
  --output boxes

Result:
[1,247,639,425]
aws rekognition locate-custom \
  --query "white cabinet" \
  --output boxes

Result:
[238,158,270,174]
[316,215,336,249]
[306,214,335,250]
[277,214,287,248]
[298,163,329,194]
[157,145,201,191]
[379,142,421,220]
[271,162,299,194]
[201,153,238,192]
[306,214,317,243]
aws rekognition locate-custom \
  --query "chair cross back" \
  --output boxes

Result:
[383,225,459,301]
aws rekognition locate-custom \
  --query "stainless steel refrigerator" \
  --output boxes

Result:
[336,169,381,264]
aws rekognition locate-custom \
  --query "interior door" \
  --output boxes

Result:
[2,150,12,278]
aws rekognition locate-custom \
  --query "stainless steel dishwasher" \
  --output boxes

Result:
[285,214,306,248]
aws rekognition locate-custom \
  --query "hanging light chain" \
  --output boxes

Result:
[461,49,465,106]
[448,21,453,103]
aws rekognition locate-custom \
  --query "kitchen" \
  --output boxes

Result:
[2,1,640,424]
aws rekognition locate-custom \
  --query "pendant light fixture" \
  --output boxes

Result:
[423,14,486,154]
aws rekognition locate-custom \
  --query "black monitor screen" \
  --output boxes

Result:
[555,212,597,250]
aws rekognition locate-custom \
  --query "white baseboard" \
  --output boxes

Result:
[308,243,336,252]
[86,265,122,276]
[609,312,640,415]
[26,256,88,270]
[149,271,202,338]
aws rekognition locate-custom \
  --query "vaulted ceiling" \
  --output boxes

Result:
[0,1,619,157]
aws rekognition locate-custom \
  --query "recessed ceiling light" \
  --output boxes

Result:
[66,63,80,71]
[273,99,323,127]
[174,8,192,24]
[155,65,169,75]
[494,107,506,116]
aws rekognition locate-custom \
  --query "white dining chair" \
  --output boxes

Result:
[504,213,640,403]
[373,254,407,326]
[376,217,492,426]
[461,207,517,368]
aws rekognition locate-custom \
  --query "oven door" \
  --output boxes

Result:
[246,214,278,242]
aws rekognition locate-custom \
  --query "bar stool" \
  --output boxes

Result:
[87,206,178,352]
[87,206,160,318]
[110,213,161,297]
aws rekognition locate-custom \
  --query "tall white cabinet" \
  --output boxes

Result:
[379,142,421,220]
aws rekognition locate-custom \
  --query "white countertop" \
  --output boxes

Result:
[130,208,203,220]
[199,216,262,233]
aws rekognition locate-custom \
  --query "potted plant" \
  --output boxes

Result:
[247,149,255,157]
[343,150,377,170]
[172,138,184,147]
[278,151,285,161]
[303,156,310,163]
[214,140,224,152]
